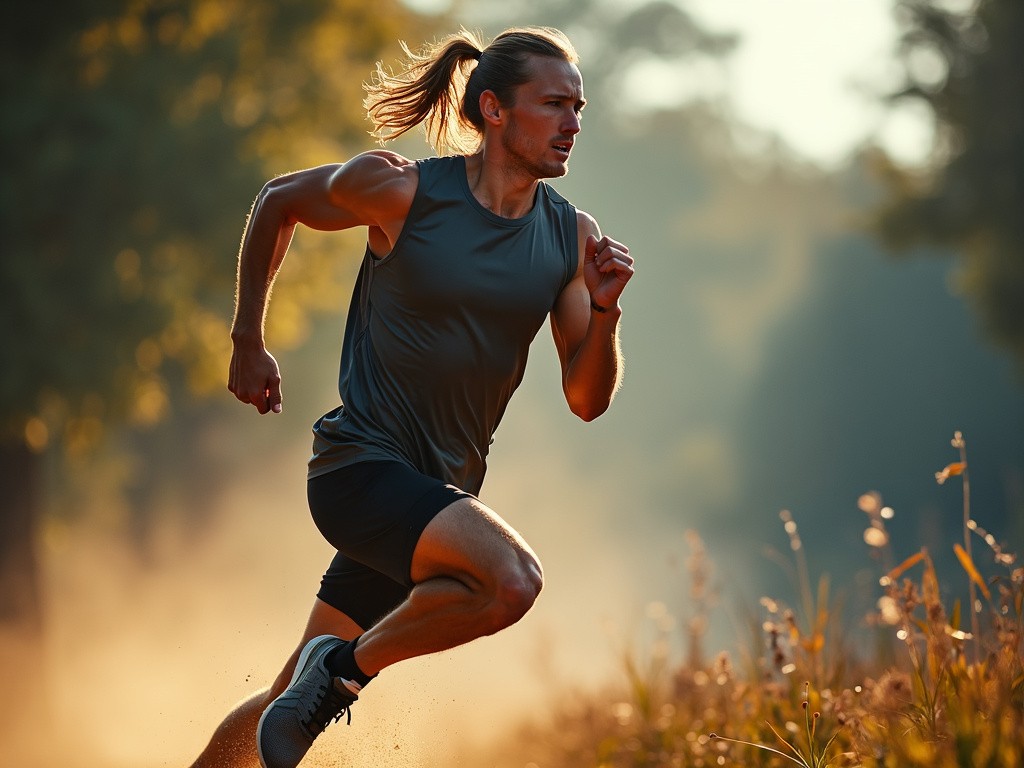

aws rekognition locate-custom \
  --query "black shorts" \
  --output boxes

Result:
[307,460,472,630]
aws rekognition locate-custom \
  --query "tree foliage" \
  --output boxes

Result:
[0,0,424,455]
[877,0,1024,368]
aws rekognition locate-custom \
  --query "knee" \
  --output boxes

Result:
[485,559,543,632]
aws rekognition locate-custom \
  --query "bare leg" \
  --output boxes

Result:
[353,496,543,675]
[190,496,541,765]
[188,601,363,768]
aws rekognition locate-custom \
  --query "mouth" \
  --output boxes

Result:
[552,140,573,159]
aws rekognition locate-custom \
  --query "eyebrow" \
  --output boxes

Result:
[543,92,587,108]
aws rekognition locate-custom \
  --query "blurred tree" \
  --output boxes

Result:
[876,0,1024,369]
[0,0,427,736]
[463,0,735,99]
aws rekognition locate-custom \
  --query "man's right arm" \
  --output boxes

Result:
[228,150,417,414]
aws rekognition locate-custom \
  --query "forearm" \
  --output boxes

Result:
[562,308,624,422]
[230,186,296,344]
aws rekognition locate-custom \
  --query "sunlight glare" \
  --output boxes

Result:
[877,98,937,166]
[682,0,931,167]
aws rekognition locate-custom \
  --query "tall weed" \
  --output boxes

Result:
[486,432,1023,767]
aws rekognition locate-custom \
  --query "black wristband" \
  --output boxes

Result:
[590,298,608,313]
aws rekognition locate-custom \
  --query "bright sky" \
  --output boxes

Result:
[631,0,936,167]
[402,0,938,168]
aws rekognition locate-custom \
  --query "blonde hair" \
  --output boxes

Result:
[363,26,578,156]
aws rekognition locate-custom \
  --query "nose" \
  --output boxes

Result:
[563,109,581,136]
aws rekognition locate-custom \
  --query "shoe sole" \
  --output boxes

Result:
[256,634,338,768]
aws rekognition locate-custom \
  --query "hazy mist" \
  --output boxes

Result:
[8,2,1023,766]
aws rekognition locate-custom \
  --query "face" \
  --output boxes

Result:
[499,55,586,180]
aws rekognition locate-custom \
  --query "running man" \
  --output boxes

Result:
[190,26,634,768]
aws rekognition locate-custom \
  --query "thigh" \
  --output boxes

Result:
[307,460,472,586]
[410,495,542,587]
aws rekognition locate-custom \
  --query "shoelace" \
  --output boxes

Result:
[303,680,354,736]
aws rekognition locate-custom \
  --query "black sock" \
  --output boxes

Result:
[326,635,374,688]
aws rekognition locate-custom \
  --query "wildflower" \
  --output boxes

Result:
[898,578,920,614]
[830,686,860,728]
[869,670,913,712]
[935,461,966,485]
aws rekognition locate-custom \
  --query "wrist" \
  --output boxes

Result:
[590,298,621,316]
[230,325,265,347]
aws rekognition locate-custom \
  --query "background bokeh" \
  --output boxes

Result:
[2,0,1021,765]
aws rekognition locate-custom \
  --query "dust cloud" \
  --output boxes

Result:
[8,405,690,768]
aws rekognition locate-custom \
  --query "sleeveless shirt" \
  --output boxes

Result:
[308,155,578,495]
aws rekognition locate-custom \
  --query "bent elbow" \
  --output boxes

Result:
[256,177,297,224]
[259,176,285,202]
[563,370,621,422]
[570,399,610,423]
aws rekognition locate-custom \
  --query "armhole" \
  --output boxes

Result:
[564,203,580,289]
[542,183,580,290]
[373,158,428,267]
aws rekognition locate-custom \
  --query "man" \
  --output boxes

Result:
[190,26,634,768]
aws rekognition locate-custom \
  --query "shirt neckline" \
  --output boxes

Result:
[455,155,542,227]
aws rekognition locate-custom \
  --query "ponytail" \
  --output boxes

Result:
[364,26,578,156]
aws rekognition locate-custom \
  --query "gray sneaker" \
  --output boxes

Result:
[257,634,360,768]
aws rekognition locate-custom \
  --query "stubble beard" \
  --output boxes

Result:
[502,116,568,181]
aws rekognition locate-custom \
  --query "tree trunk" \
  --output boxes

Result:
[0,438,47,748]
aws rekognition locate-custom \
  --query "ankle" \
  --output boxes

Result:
[326,635,375,688]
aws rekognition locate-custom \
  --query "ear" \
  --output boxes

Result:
[479,89,502,126]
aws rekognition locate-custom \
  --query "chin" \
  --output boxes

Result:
[541,161,570,179]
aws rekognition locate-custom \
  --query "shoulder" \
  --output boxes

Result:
[575,208,601,241]
[539,182,583,216]
[540,185,593,255]
[344,149,417,172]
[559,209,602,278]
[327,150,419,207]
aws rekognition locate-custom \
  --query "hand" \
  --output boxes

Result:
[583,234,634,312]
[228,341,283,414]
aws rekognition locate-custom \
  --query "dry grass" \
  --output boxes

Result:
[484,432,1024,767]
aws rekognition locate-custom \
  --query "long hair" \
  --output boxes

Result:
[363,26,579,156]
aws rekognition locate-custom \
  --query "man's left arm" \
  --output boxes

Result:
[550,211,635,421]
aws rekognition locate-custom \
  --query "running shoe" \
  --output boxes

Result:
[257,634,360,768]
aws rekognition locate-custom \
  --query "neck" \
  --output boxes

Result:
[463,150,540,219]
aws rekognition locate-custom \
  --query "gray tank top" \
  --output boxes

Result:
[309,155,578,494]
